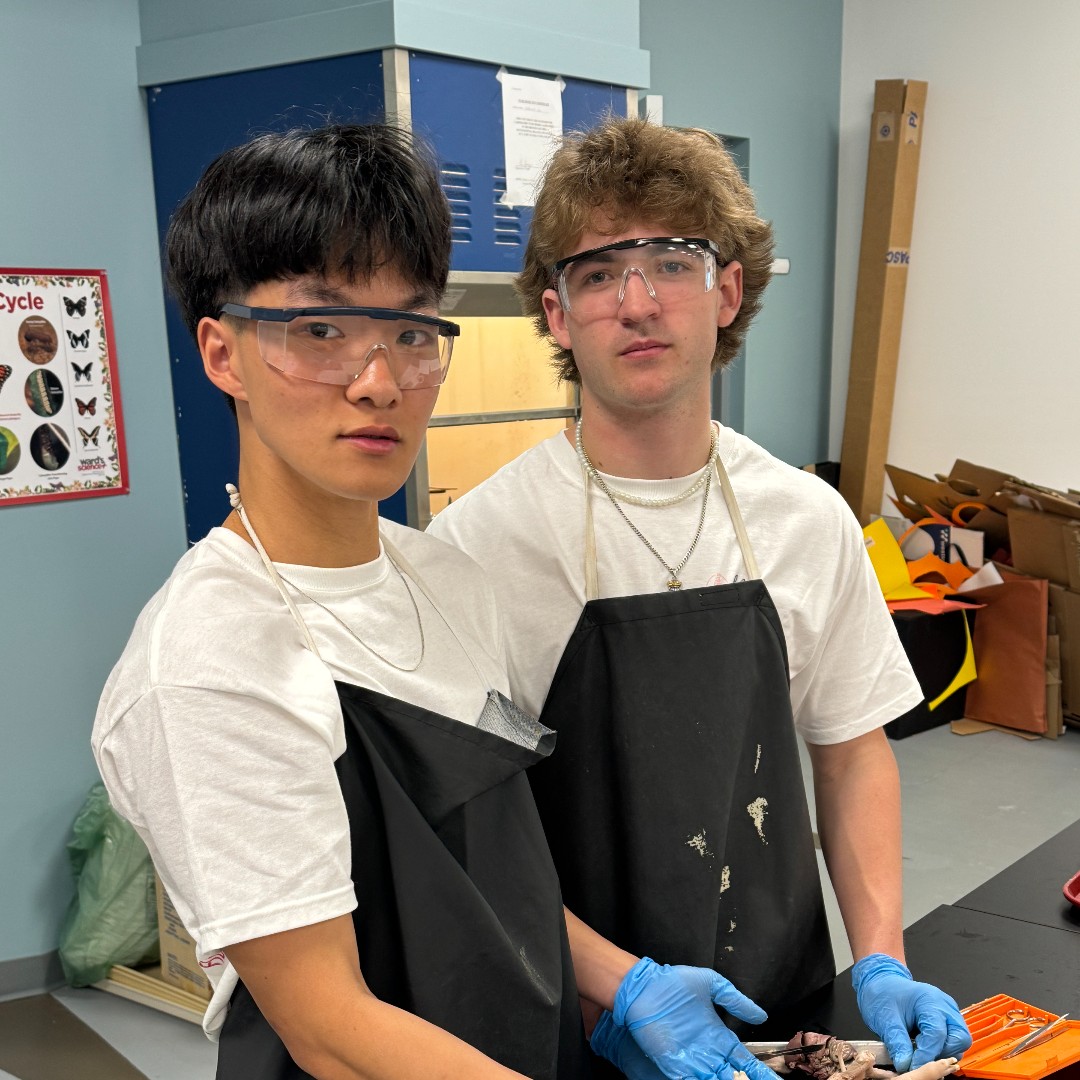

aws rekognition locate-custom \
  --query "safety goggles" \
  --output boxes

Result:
[551,237,722,317]
[220,304,460,389]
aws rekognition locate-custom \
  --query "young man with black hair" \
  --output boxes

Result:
[429,117,973,1077]
[93,123,789,1080]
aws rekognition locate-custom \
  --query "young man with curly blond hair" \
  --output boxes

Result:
[430,116,972,1077]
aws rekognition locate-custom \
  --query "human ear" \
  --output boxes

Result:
[197,316,249,402]
[715,261,744,329]
[542,288,573,350]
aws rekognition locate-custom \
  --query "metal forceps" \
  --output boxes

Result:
[1002,1014,1071,1060]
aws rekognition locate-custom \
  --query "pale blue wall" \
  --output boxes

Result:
[0,0,186,969]
[641,0,844,466]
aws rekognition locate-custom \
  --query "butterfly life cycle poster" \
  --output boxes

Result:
[0,268,128,506]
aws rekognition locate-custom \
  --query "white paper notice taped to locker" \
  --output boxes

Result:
[498,70,564,208]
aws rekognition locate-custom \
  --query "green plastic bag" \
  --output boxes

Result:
[58,782,160,986]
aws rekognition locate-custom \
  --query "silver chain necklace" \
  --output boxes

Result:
[278,556,426,673]
[575,420,718,507]
[225,483,425,671]
[576,421,714,590]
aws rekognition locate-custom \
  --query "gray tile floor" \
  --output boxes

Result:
[806,723,1080,973]
[4,722,1079,1079]
[51,985,218,1078]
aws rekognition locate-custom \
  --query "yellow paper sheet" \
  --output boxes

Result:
[863,518,936,601]
[928,612,976,710]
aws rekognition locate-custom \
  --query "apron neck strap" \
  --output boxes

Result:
[713,447,761,581]
[580,423,759,600]
[580,461,602,602]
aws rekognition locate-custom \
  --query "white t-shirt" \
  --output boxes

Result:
[92,521,508,1039]
[428,426,922,742]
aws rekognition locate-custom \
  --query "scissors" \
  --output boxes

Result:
[1002,1008,1047,1029]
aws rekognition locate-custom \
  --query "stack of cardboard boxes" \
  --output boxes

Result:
[1009,498,1080,730]
[885,460,1079,738]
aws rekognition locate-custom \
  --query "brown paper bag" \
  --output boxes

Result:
[962,568,1048,734]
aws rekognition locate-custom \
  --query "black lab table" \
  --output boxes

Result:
[759,820,1080,1043]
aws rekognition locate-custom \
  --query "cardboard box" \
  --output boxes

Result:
[889,459,1017,510]
[885,460,1012,555]
[1047,632,1063,737]
[840,79,928,525]
[154,874,212,1002]
[95,963,207,1025]
[1009,506,1080,590]
[1003,480,1080,520]
[1049,583,1080,720]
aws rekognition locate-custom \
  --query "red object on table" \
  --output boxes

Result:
[1064,868,1080,908]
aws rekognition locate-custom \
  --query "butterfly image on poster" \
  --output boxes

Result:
[64,296,87,317]
[67,329,90,349]
[71,361,93,382]
[78,425,100,448]
[0,364,11,394]
[76,397,97,416]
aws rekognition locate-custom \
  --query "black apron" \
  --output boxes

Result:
[212,520,590,1080]
[217,683,591,1079]
[529,451,834,1043]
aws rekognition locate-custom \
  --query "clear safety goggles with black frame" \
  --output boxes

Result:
[551,237,724,318]
[219,304,460,390]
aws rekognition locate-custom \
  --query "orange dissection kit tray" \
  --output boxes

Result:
[957,994,1080,1080]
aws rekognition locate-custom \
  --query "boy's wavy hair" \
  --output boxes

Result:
[516,116,774,383]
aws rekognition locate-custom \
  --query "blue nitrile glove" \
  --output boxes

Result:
[611,957,777,1080]
[591,1009,668,1079]
[852,953,972,1072]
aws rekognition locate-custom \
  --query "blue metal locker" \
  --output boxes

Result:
[409,52,627,274]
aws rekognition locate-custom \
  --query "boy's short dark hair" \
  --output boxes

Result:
[165,123,452,340]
